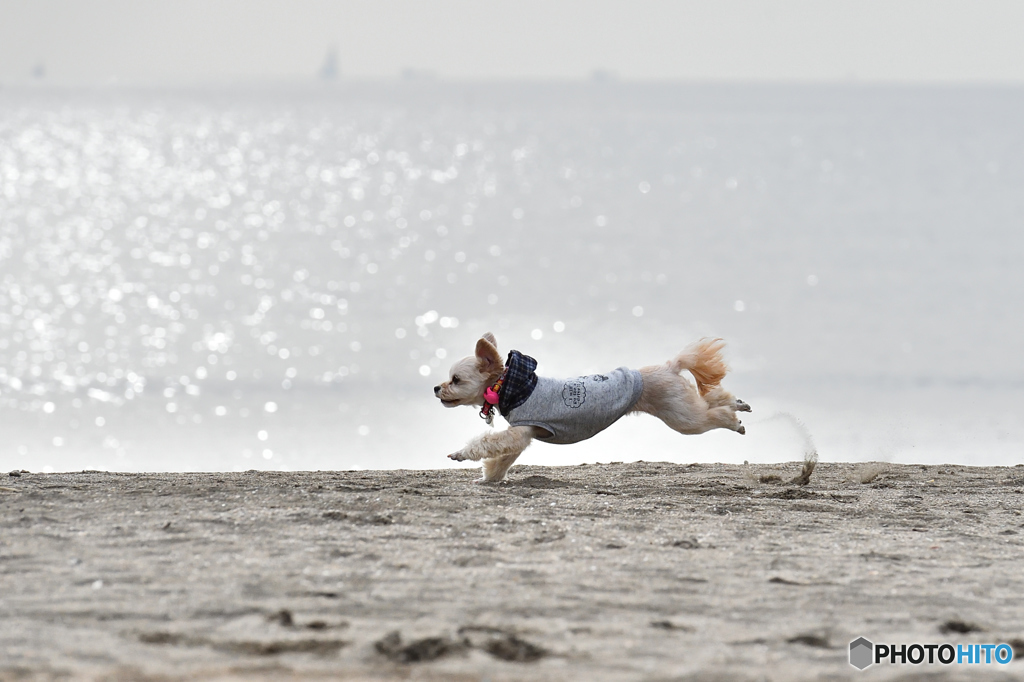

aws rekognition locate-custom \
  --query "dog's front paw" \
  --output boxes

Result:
[448,452,468,462]
[735,399,752,413]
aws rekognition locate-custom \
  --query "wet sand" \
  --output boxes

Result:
[2,461,1024,681]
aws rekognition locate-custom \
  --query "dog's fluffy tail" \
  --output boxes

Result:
[671,337,728,396]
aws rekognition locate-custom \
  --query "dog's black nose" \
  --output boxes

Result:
[433,385,441,395]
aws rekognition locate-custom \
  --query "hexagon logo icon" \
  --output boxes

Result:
[849,637,874,670]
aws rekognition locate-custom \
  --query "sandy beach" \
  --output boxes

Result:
[2,460,1024,681]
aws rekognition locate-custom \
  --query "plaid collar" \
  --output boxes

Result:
[498,350,538,416]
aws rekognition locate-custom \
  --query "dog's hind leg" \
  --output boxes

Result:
[703,385,752,413]
[708,406,745,435]
[657,403,746,436]
[636,365,746,435]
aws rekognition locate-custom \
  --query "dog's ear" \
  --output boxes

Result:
[482,332,497,348]
[475,336,502,373]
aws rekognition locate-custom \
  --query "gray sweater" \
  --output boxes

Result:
[505,368,644,444]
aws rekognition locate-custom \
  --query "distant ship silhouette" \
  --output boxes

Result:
[319,47,338,81]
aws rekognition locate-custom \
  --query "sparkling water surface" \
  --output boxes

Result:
[2,83,1022,472]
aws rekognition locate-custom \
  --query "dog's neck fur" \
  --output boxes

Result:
[476,368,504,405]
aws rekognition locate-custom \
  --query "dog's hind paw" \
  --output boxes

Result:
[448,452,468,461]
[737,424,746,435]
[735,399,752,413]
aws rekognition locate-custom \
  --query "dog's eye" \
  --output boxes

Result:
[451,375,461,385]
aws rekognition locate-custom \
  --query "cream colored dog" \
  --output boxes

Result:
[434,333,750,482]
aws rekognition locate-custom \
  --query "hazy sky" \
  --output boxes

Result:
[2,0,1024,86]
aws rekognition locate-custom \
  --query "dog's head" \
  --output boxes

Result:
[433,332,503,408]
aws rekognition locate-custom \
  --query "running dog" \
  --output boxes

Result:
[434,333,750,482]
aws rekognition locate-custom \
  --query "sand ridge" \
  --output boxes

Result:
[2,461,1024,680]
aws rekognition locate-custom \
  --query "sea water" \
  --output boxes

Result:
[1,83,1022,472]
